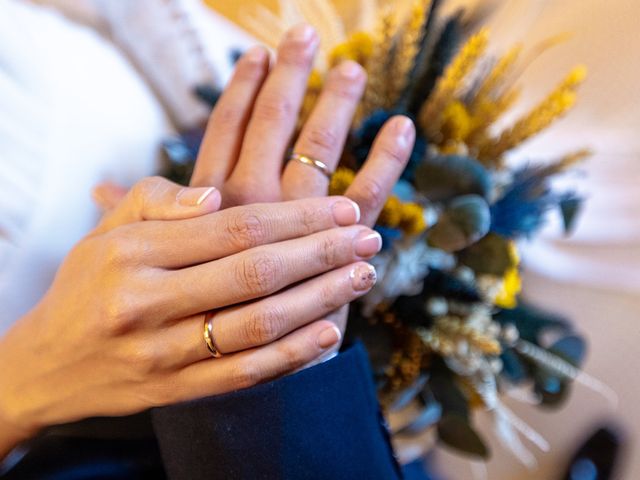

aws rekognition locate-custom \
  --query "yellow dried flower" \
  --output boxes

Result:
[494,242,521,309]
[399,202,427,235]
[328,167,356,196]
[388,0,430,106]
[329,31,374,67]
[440,100,473,144]
[418,317,502,357]
[378,195,403,228]
[466,87,521,152]
[419,28,490,139]
[478,65,587,163]
[494,267,522,309]
[361,10,399,119]
[329,167,426,235]
[472,44,523,107]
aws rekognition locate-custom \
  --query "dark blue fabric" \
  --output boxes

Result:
[152,343,403,480]
[1,343,431,479]
[0,436,165,479]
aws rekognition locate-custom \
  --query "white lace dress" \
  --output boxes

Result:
[0,0,252,333]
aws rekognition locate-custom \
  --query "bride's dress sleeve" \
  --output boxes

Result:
[0,0,167,333]
[0,0,257,335]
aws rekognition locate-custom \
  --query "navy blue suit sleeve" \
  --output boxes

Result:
[151,343,403,480]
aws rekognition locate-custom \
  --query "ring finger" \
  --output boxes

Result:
[150,262,376,368]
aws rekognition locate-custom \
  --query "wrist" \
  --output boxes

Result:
[0,311,47,457]
[0,405,33,460]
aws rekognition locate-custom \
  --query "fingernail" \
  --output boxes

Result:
[177,187,216,207]
[395,116,415,149]
[332,200,361,226]
[317,325,341,350]
[288,23,316,43]
[354,230,382,258]
[337,60,363,79]
[244,45,267,63]
[350,263,377,291]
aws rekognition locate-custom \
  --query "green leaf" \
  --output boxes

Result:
[493,301,570,343]
[428,195,491,252]
[437,414,490,459]
[389,375,429,412]
[395,402,443,436]
[458,233,513,276]
[415,155,491,201]
[428,373,469,419]
[560,197,583,234]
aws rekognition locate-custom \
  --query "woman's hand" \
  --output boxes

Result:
[0,177,380,455]
[190,24,415,341]
[191,24,414,220]
[96,24,416,347]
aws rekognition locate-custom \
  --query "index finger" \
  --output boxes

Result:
[131,196,361,269]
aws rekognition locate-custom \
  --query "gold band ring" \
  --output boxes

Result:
[289,153,332,179]
[203,311,223,358]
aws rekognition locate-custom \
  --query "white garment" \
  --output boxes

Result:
[0,1,255,334]
[0,0,167,333]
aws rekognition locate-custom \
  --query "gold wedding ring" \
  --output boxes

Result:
[203,311,223,358]
[289,153,332,179]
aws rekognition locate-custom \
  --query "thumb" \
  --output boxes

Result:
[94,176,221,234]
[92,181,128,211]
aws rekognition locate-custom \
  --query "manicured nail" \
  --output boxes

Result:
[354,230,382,258]
[337,60,364,79]
[288,23,316,43]
[395,116,415,149]
[177,187,216,207]
[317,325,341,350]
[244,45,268,63]
[350,263,377,291]
[332,200,361,225]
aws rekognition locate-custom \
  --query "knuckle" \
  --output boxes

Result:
[254,92,294,122]
[234,56,267,82]
[354,177,385,212]
[279,41,315,68]
[132,176,166,203]
[212,104,245,131]
[101,295,140,335]
[298,204,325,234]
[137,381,177,408]
[232,360,262,390]
[379,141,409,166]
[303,126,339,155]
[245,304,287,344]
[101,227,141,266]
[224,210,268,250]
[128,343,163,377]
[317,235,340,268]
[275,343,306,372]
[236,253,280,296]
[318,283,344,311]
[326,75,362,100]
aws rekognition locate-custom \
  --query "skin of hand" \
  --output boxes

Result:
[0,177,383,458]
[95,23,417,348]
